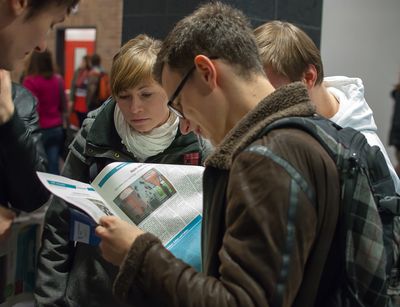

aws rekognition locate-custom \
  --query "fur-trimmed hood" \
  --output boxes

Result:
[205,82,315,170]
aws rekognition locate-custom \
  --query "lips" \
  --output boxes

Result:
[131,118,149,123]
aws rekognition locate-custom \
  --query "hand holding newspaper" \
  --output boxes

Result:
[37,162,204,271]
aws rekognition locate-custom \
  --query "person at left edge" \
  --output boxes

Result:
[0,82,47,238]
[0,0,80,233]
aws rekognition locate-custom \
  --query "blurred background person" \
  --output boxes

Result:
[70,54,92,127]
[23,50,68,174]
[389,75,400,176]
[86,53,111,112]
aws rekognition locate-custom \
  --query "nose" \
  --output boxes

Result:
[34,37,48,53]
[129,98,143,114]
[179,118,194,135]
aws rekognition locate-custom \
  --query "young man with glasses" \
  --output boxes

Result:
[95,2,341,306]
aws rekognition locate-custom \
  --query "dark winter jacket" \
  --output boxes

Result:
[0,83,48,211]
[111,83,341,307]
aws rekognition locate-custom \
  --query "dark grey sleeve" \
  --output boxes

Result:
[0,84,49,211]
[34,152,90,306]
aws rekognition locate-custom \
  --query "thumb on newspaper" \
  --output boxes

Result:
[96,216,144,266]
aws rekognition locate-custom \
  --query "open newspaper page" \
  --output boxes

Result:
[36,172,133,225]
[37,162,204,270]
[92,162,204,269]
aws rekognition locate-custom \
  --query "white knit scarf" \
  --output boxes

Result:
[114,104,179,161]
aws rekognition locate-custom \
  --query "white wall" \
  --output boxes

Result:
[321,0,400,162]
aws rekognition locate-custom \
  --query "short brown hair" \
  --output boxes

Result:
[91,54,101,67]
[254,20,324,85]
[154,2,264,82]
[27,50,54,79]
[26,0,79,19]
[111,34,161,97]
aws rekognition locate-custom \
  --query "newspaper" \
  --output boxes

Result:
[36,162,204,270]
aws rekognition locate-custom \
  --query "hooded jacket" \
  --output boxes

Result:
[111,83,341,307]
[325,76,400,193]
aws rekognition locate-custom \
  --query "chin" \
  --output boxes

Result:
[135,128,151,134]
[128,122,151,133]
[133,125,154,134]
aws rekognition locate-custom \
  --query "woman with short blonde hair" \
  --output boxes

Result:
[35,34,211,307]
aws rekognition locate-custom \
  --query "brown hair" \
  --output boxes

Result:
[81,55,92,70]
[254,20,324,85]
[26,0,79,19]
[111,34,161,97]
[27,50,54,79]
[91,54,101,67]
[154,2,264,82]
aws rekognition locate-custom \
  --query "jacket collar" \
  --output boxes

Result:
[205,82,315,170]
[85,98,124,150]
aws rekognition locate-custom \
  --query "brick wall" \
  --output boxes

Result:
[12,0,123,82]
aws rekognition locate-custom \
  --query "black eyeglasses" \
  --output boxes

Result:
[167,57,219,119]
[167,65,195,119]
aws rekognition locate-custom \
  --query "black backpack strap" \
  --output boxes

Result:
[254,115,359,297]
[259,116,397,196]
[254,115,340,159]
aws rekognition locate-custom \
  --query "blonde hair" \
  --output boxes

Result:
[111,34,161,97]
[254,20,324,85]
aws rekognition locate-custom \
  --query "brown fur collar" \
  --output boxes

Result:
[205,82,315,170]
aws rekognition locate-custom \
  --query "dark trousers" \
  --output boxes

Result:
[42,126,64,175]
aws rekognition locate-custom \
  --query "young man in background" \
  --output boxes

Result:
[253,20,400,192]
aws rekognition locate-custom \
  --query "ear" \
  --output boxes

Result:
[302,64,318,89]
[9,0,28,17]
[179,118,192,135]
[193,55,217,90]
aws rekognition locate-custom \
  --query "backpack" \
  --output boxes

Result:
[97,72,111,103]
[251,115,400,306]
[86,71,111,111]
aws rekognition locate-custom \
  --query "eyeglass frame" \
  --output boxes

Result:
[166,66,195,119]
[166,56,219,119]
